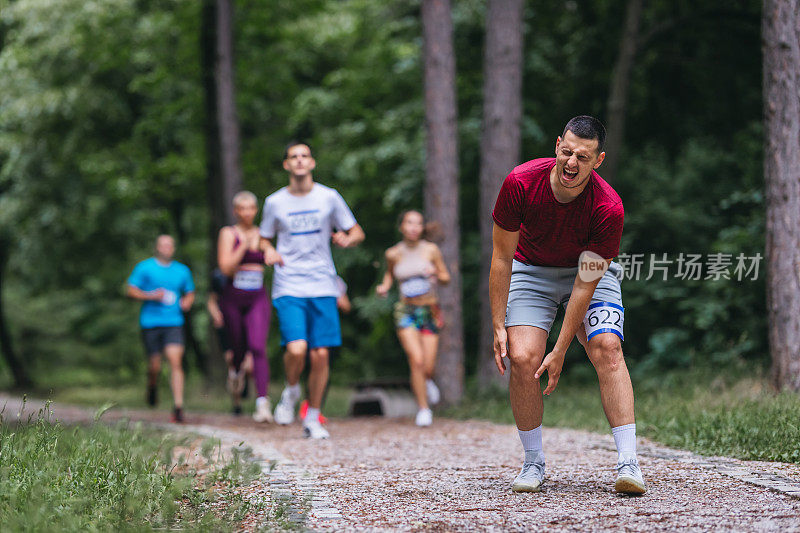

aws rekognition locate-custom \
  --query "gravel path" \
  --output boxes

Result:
[4,395,800,531]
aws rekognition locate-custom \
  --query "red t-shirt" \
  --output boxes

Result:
[492,158,624,267]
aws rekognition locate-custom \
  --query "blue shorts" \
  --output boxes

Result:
[272,296,341,348]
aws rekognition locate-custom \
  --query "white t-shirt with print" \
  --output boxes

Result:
[259,183,357,298]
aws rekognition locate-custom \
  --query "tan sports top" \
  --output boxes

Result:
[392,241,436,299]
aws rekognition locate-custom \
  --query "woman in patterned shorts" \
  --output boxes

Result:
[376,210,450,426]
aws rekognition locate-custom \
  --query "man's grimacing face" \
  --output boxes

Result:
[554,130,605,191]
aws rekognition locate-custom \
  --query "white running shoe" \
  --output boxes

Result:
[253,398,273,423]
[425,379,440,406]
[273,388,297,425]
[511,451,546,492]
[615,453,647,495]
[303,419,330,439]
[415,407,433,427]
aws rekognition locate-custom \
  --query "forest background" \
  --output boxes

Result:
[0,0,771,399]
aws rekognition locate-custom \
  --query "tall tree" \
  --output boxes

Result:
[215,0,243,224]
[202,0,225,245]
[477,0,524,388]
[603,0,642,183]
[200,0,227,380]
[421,0,464,404]
[763,0,800,391]
[0,232,31,388]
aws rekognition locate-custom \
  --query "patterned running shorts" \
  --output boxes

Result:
[393,302,444,335]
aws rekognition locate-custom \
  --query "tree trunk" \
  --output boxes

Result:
[477,0,524,389]
[201,0,232,383]
[421,0,464,405]
[202,0,226,242]
[603,0,642,183]
[216,0,243,225]
[0,237,32,388]
[764,0,800,390]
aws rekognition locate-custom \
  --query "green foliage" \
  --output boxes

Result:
[0,0,767,387]
[617,124,766,372]
[0,403,265,530]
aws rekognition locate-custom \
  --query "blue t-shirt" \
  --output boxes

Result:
[127,257,195,328]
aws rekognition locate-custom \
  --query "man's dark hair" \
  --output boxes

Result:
[284,141,312,159]
[562,115,606,154]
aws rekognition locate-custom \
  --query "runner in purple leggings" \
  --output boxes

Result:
[217,191,272,423]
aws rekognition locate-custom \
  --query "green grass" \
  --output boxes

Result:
[448,366,800,463]
[35,374,354,419]
[0,402,266,531]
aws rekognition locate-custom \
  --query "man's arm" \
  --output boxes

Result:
[126,285,164,302]
[259,237,284,266]
[180,291,195,312]
[332,224,365,248]
[534,260,610,395]
[336,293,352,313]
[489,223,520,375]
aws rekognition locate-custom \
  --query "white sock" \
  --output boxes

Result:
[255,396,267,409]
[306,407,320,424]
[612,423,637,461]
[284,383,301,402]
[518,424,544,458]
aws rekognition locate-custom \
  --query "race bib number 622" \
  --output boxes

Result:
[583,302,624,341]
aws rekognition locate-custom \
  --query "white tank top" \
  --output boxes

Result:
[393,241,436,298]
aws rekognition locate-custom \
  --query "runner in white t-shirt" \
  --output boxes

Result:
[260,142,365,439]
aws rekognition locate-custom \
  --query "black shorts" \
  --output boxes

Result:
[141,326,184,356]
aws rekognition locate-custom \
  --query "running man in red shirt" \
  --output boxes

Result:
[490,116,645,494]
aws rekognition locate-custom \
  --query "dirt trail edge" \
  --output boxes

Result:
[3,394,800,532]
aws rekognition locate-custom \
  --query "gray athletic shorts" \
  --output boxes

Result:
[506,260,624,337]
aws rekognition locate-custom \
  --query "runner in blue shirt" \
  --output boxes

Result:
[127,234,195,422]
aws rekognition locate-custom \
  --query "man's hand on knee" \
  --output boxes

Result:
[535,348,565,395]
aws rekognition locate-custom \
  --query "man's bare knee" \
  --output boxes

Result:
[285,340,308,359]
[309,348,329,367]
[589,335,624,373]
[507,347,542,374]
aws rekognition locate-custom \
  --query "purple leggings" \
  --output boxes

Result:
[220,284,270,397]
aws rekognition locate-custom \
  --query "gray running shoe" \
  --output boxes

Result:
[615,454,647,494]
[511,451,545,492]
